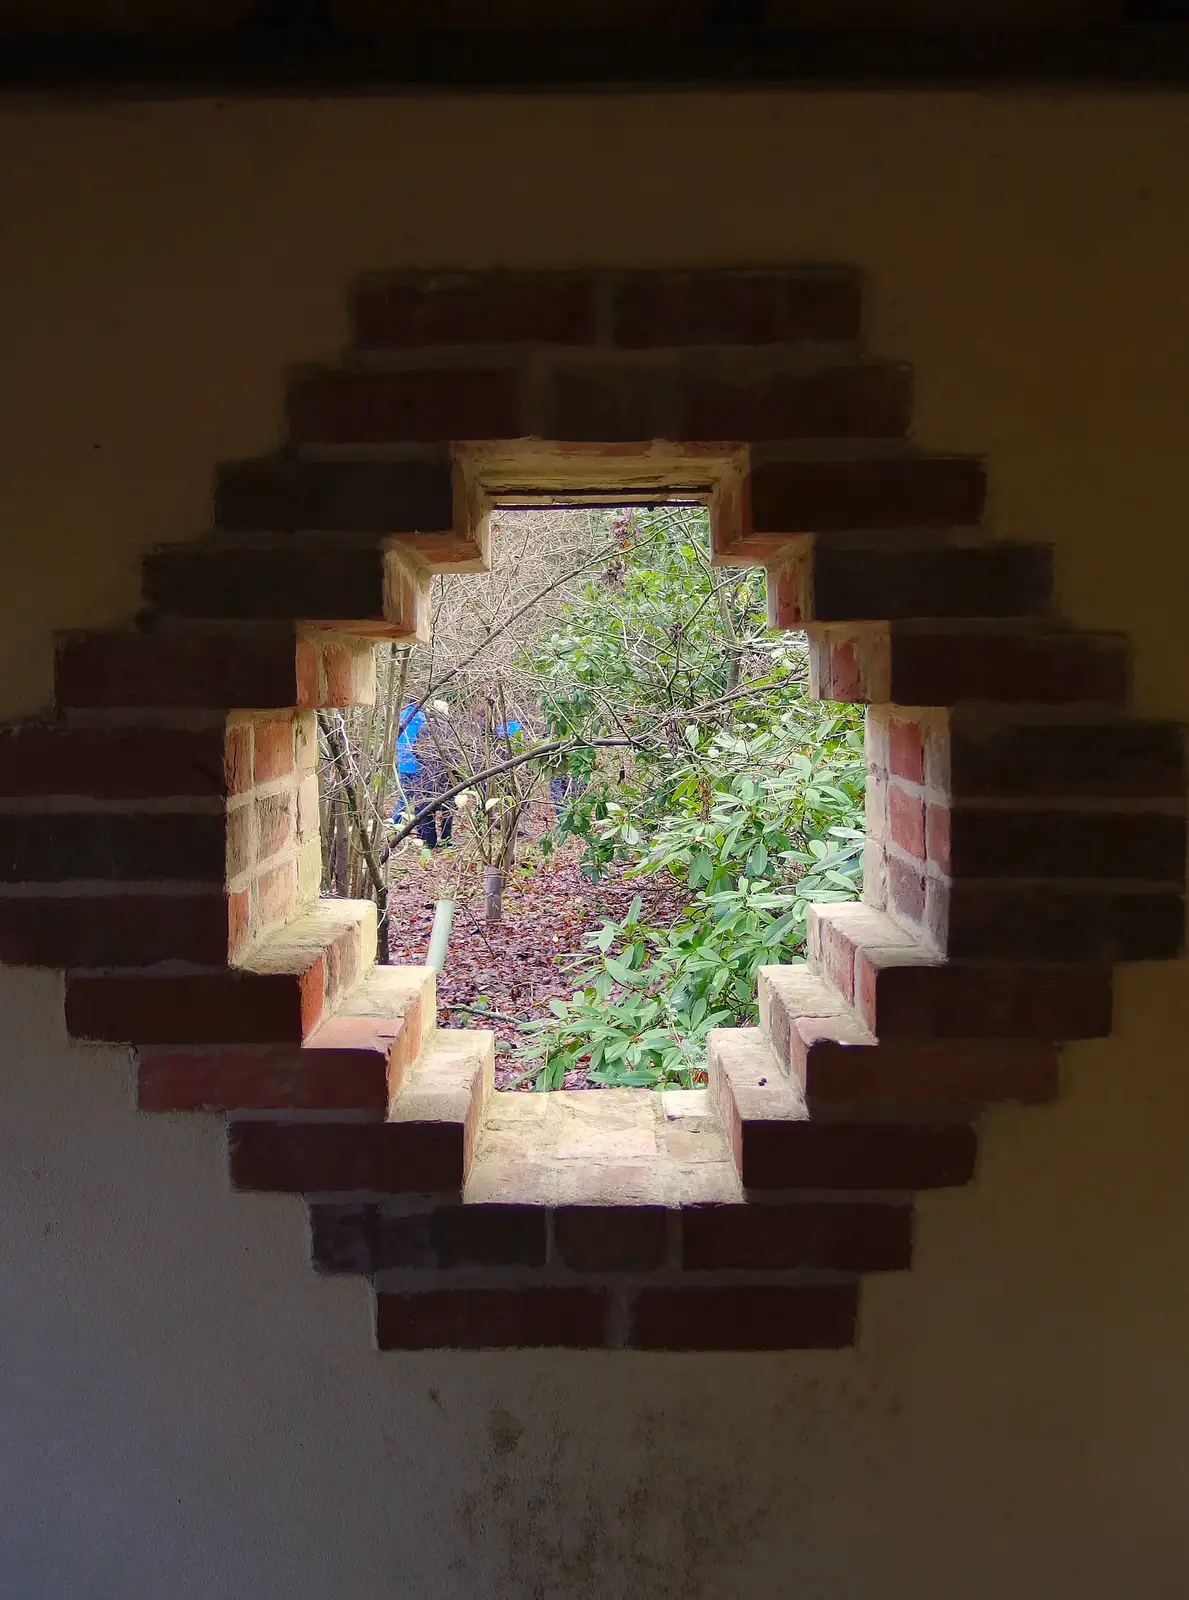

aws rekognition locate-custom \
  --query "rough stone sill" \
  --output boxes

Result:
[465,1086,742,1207]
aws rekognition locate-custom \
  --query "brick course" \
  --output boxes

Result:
[680,1201,913,1272]
[679,365,912,441]
[217,456,457,535]
[613,270,861,347]
[287,367,524,445]
[749,457,987,534]
[66,964,327,1046]
[230,1120,467,1194]
[0,813,225,884]
[0,725,228,800]
[312,1203,549,1272]
[355,272,599,349]
[627,1284,857,1352]
[0,893,232,969]
[553,1206,669,1272]
[377,1287,607,1350]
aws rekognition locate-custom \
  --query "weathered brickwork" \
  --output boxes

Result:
[0,268,1183,1350]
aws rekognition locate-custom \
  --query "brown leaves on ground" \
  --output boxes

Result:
[386,842,686,1089]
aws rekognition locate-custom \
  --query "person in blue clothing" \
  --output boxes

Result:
[395,705,453,849]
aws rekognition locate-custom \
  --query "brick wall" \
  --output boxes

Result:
[0,266,1182,1351]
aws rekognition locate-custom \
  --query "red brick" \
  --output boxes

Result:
[137,1043,390,1113]
[377,1288,607,1350]
[251,718,296,784]
[627,1284,857,1351]
[56,631,300,711]
[391,528,488,571]
[354,273,598,349]
[286,368,524,445]
[548,365,660,441]
[681,1201,912,1271]
[0,813,225,884]
[383,1002,422,1096]
[254,793,294,863]
[227,888,251,957]
[0,725,228,801]
[948,716,1185,800]
[311,1203,548,1273]
[749,457,987,534]
[309,1203,382,1272]
[226,804,252,881]
[943,884,1185,963]
[856,953,1113,1040]
[295,639,321,709]
[144,545,391,624]
[65,965,325,1045]
[888,785,926,859]
[315,640,377,708]
[888,717,924,783]
[0,893,230,968]
[216,457,455,533]
[814,914,857,1003]
[926,804,951,872]
[809,633,869,704]
[553,1206,669,1271]
[739,1119,976,1191]
[765,555,811,630]
[680,365,911,441]
[224,724,252,796]
[229,1120,465,1193]
[322,916,370,1006]
[614,271,861,347]
[807,541,1053,622]
[385,562,429,643]
[820,639,863,702]
[790,1024,1060,1112]
[414,1204,549,1269]
[141,998,425,1113]
[307,1004,425,1100]
[888,628,1130,707]
[944,807,1184,882]
[886,853,927,926]
[254,859,299,930]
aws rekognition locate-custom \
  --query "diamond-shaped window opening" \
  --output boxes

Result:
[380,454,827,1214]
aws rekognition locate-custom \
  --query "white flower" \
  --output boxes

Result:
[432,699,449,715]
[454,793,473,809]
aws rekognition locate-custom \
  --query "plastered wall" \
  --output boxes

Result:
[1,94,1188,1598]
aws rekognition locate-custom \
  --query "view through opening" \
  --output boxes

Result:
[317,505,865,1095]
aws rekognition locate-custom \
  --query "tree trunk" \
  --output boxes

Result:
[331,792,351,897]
[483,865,505,925]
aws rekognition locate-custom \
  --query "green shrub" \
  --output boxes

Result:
[519,702,865,1089]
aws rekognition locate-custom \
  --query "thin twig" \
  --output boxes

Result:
[397,523,668,733]
[443,1002,525,1026]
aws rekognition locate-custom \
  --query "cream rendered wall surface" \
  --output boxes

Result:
[0,94,1187,1598]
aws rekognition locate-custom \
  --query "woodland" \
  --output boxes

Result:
[319,506,865,1090]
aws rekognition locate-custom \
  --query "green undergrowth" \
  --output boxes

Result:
[515,702,866,1090]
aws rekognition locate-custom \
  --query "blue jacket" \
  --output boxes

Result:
[396,708,426,776]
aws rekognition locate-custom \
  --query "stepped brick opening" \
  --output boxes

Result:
[0,268,1183,1350]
